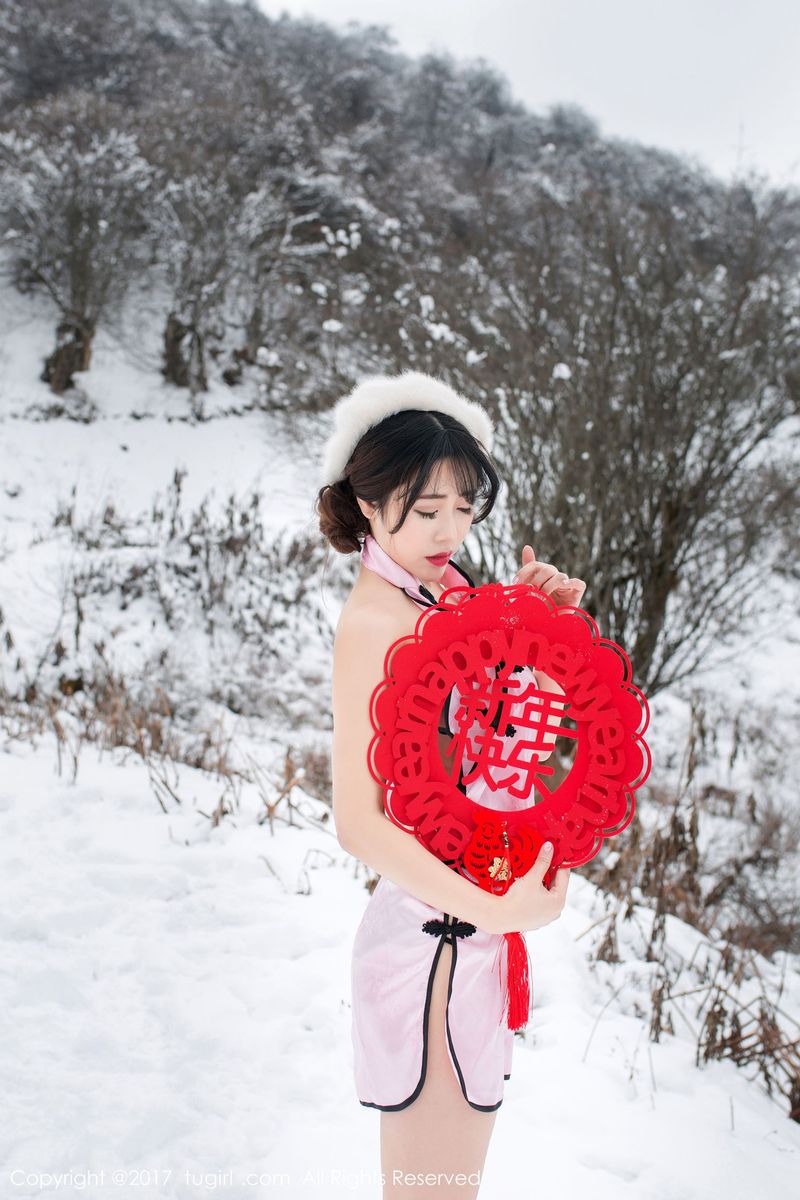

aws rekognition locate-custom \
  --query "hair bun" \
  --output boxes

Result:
[316,477,368,554]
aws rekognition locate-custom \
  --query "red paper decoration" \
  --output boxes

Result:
[367,582,651,892]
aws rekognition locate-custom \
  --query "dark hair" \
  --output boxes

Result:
[315,408,500,555]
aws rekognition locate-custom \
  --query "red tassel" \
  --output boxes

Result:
[502,931,531,1030]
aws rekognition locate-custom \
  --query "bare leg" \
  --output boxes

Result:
[380,938,499,1198]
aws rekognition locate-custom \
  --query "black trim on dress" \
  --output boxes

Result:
[359,913,507,1113]
[444,916,504,1111]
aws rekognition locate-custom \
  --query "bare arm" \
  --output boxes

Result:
[332,605,500,932]
[346,807,568,938]
[348,812,502,933]
[332,603,570,936]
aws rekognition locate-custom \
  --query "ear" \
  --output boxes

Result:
[355,495,375,520]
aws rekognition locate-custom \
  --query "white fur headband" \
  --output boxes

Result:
[318,370,495,488]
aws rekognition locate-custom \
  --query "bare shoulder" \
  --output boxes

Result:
[336,576,414,639]
[334,592,410,658]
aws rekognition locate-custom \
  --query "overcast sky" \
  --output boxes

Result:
[257,0,800,188]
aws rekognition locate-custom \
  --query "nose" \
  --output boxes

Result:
[436,517,459,547]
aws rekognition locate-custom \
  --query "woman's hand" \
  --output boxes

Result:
[511,544,586,607]
[491,842,570,935]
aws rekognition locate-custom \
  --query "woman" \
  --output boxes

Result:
[316,371,578,1198]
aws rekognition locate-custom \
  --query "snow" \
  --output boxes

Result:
[1,284,799,1198]
[2,737,797,1199]
[0,733,796,1197]
[425,321,457,343]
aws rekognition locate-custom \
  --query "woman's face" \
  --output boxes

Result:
[358,460,475,585]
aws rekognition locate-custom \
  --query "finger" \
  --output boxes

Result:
[551,867,571,897]
[511,564,541,585]
[514,551,537,578]
[541,569,569,595]
[520,561,560,586]
[531,840,555,881]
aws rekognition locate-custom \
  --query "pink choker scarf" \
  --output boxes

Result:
[360,533,474,607]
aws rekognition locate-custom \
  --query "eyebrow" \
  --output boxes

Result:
[417,493,472,500]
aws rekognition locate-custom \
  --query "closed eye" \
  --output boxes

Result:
[416,508,473,519]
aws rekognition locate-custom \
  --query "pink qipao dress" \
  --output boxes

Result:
[349,535,538,1112]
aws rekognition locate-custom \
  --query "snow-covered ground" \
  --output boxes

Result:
[1,287,799,1199]
[2,739,798,1200]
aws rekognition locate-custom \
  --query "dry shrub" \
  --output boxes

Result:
[578,692,800,1120]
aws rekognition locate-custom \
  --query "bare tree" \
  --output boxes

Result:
[0,91,153,392]
[362,152,800,695]
[151,172,240,413]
